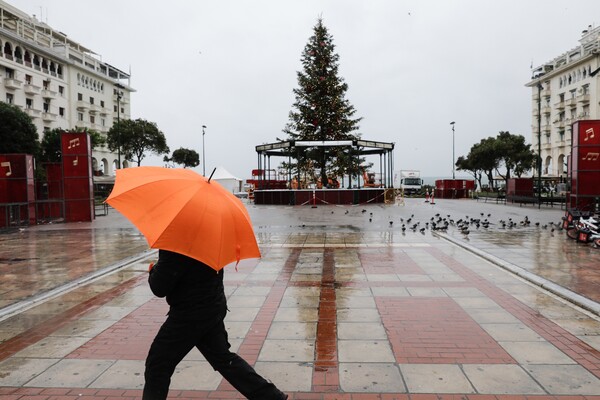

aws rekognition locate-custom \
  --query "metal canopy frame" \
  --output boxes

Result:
[254,139,395,189]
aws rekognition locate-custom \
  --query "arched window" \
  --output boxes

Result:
[41,58,48,72]
[24,50,31,65]
[557,154,566,175]
[544,156,553,175]
[57,64,63,77]
[3,42,13,59]
[14,46,22,63]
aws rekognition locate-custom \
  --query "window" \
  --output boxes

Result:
[59,86,64,96]
[4,67,14,78]
[100,100,105,107]
[25,74,32,84]
[559,131,565,142]
[59,107,65,117]
[78,112,83,121]
[78,93,83,101]
[89,97,94,105]
[26,98,33,109]
[5,93,13,104]
[101,118,106,127]
[43,101,50,113]
[43,80,50,90]
[114,105,117,112]
[90,115,95,124]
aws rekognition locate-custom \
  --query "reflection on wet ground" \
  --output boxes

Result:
[1,199,600,398]
[0,226,149,310]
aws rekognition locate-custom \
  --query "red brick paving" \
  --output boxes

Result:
[377,297,516,364]
[5,244,600,398]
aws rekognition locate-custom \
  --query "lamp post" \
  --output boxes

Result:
[537,83,542,209]
[450,121,456,179]
[116,88,122,170]
[202,125,207,176]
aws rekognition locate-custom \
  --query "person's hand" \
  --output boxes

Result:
[148,262,155,272]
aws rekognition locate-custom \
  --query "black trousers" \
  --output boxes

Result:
[143,311,285,400]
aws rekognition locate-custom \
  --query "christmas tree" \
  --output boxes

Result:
[283,18,363,187]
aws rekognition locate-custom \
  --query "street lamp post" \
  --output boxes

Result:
[115,86,123,170]
[450,121,456,180]
[537,83,543,209]
[202,125,207,176]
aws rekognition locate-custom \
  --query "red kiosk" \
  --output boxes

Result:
[569,120,600,213]
[61,132,95,222]
[0,154,35,227]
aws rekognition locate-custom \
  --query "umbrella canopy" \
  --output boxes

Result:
[106,166,260,271]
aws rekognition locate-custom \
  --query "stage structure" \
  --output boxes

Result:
[252,139,395,205]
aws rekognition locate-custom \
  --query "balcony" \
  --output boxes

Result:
[23,84,41,95]
[541,89,551,97]
[76,100,90,111]
[554,120,565,129]
[566,98,577,107]
[554,100,565,110]
[541,106,551,115]
[4,78,23,90]
[99,107,110,116]
[577,113,590,120]
[24,107,41,118]
[542,124,551,134]
[42,112,57,122]
[577,93,590,104]
[89,104,101,114]
[41,88,57,98]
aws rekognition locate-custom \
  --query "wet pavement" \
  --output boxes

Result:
[1,198,600,399]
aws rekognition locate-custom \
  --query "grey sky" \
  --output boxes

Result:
[9,0,600,180]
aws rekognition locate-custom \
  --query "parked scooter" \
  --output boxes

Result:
[567,216,600,244]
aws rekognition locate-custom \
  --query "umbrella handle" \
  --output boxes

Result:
[207,167,216,183]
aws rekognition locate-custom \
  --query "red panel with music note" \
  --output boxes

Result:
[60,132,94,222]
[573,120,600,147]
[572,146,600,171]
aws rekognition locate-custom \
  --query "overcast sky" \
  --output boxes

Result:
[8,0,600,179]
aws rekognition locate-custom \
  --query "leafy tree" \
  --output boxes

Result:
[282,18,363,184]
[0,102,39,155]
[167,147,200,169]
[106,118,169,167]
[39,127,106,162]
[455,155,483,191]
[468,137,499,191]
[494,131,535,182]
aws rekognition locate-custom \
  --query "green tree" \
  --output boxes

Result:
[107,118,169,167]
[468,137,500,191]
[168,147,200,168]
[39,127,107,162]
[282,18,363,184]
[0,102,39,155]
[494,131,535,182]
[455,155,483,191]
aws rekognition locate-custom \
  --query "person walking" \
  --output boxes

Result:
[143,249,288,400]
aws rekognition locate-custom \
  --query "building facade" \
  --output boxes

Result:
[527,25,600,180]
[0,0,133,176]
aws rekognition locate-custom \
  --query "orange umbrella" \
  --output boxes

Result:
[106,166,260,271]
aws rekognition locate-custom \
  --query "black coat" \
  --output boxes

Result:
[148,249,227,320]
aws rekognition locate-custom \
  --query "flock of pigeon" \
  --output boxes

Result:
[345,209,564,236]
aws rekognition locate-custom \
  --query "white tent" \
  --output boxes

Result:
[210,166,243,193]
